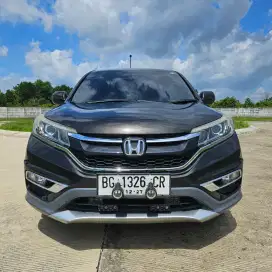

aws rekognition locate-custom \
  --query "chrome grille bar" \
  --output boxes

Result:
[68,133,122,143]
[68,132,199,143]
[147,133,200,143]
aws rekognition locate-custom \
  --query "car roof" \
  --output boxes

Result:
[91,68,176,73]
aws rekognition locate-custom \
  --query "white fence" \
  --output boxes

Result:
[0,107,51,118]
[216,108,272,117]
[0,107,272,118]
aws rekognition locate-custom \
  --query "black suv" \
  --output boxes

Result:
[24,69,243,223]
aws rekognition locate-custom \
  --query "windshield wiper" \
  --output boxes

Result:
[86,99,133,104]
[170,99,198,104]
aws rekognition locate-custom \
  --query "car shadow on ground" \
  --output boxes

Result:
[38,211,237,251]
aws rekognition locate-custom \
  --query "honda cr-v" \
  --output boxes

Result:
[24,69,243,223]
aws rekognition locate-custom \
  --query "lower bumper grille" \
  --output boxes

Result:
[65,197,203,213]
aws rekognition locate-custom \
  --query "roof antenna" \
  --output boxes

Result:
[129,54,132,68]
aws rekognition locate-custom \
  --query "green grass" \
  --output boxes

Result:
[0,118,34,132]
[232,116,272,129]
[233,120,249,129]
[0,118,34,122]
[233,116,272,122]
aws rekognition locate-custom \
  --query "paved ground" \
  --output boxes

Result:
[0,123,272,272]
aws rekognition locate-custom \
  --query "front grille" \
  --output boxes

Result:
[78,155,188,169]
[65,197,202,213]
[69,132,198,170]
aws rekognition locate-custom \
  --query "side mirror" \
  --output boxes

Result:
[199,91,215,105]
[51,91,68,105]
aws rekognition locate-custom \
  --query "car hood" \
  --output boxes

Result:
[45,101,222,135]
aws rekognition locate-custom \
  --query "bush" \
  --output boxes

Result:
[211,97,242,108]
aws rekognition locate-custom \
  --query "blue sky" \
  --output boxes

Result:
[0,0,272,102]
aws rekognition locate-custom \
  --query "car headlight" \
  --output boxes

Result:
[191,116,234,147]
[33,114,76,147]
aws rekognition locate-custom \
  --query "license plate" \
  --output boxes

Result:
[98,175,170,197]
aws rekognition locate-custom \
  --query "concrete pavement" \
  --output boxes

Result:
[0,123,272,272]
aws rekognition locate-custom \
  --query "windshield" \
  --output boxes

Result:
[71,70,195,104]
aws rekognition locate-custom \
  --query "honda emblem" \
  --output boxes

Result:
[123,138,146,156]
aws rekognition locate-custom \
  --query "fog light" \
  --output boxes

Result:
[221,171,241,184]
[216,170,242,187]
[201,169,242,192]
[25,171,67,193]
[26,171,47,186]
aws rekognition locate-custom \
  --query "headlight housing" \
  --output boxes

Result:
[33,114,76,147]
[191,116,234,147]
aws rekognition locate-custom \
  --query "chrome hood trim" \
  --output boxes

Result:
[67,132,200,144]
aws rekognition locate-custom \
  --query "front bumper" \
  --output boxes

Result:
[47,210,219,224]
[26,187,242,223]
[24,133,243,224]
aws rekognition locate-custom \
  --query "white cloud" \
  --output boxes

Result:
[53,0,251,58]
[117,56,174,70]
[22,30,272,102]
[25,41,98,85]
[53,0,130,54]
[249,87,272,102]
[0,45,8,57]
[171,30,272,99]
[24,40,179,87]
[48,0,268,100]
[0,74,34,92]
[2,0,272,101]
[0,0,52,31]
[24,42,176,85]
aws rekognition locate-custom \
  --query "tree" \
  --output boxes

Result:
[24,97,40,107]
[38,98,50,105]
[211,96,241,108]
[53,85,73,94]
[0,91,6,106]
[243,98,254,108]
[5,90,19,106]
[14,82,37,105]
[34,80,53,103]
[256,98,272,108]
[0,81,73,107]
